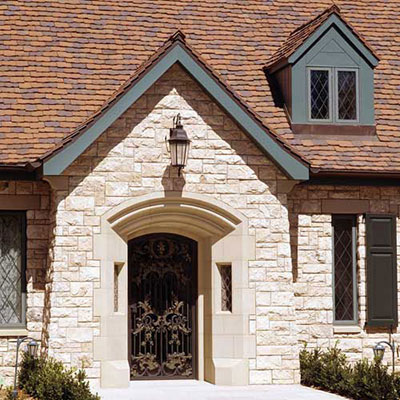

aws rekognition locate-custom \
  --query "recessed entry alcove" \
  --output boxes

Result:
[93,192,256,388]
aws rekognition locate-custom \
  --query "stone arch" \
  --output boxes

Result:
[93,192,255,388]
[105,191,244,241]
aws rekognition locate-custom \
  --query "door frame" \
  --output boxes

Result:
[127,232,198,380]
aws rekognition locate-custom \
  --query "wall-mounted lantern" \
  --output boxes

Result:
[168,114,191,176]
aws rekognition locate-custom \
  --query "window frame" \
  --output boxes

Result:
[0,211,27,330]
[218,263,233,313]
[335,68,359,123]
[308,67,333,122]
[308,67,360,124]
[332,214,358,326]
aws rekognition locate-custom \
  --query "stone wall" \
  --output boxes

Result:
[44,64,299,386]
[1,66,399,388]
[0,181,50,384]
[289,184,400,368]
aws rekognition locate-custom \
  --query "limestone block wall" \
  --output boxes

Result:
[0,181,50,384]
[3,66,399,387]
[44,64,299,386]
[289,184,400,369]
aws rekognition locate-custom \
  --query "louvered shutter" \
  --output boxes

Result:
[366,214,398,327]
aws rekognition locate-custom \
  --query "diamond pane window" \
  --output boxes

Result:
[338,70,357,120]
[333,215,357,322]
[310,69,330,120]
[0,212,26,327]
[219,264,232,312]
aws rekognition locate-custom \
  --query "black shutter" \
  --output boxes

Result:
[366,214,398,327]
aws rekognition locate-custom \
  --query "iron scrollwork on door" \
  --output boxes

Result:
[128,234,197,379]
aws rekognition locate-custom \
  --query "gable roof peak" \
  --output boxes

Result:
[266,2,379,72]
[290,3,341,36]
[41,28,309,179]
[169,29,187,43]
[330,2,341,11]
[329,3,341,14]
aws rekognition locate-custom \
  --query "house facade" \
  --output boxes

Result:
[0,1,400,389]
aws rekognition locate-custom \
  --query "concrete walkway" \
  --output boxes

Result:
[97,380,348,400]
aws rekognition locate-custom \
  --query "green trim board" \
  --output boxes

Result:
[288,14,379,68]
[43,41,309,180]
[291,24,376,126]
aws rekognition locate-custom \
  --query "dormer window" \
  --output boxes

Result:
[309,68,331,121]
[265,5,379,135]
[309,68,358,123]
[337,69,357,121]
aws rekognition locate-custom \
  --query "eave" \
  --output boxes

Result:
[288,14,379,68]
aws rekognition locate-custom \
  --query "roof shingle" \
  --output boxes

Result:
[0,0,399,174]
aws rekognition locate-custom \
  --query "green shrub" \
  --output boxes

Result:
[4,387,32,400]
[16,352,99,400]
[300,346,351,396]
[349,359,398,400]
[300,346,400,400]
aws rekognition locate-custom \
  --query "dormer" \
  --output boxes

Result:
[265,5,379,135]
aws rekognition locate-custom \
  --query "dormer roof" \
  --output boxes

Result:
[266,4,379,73]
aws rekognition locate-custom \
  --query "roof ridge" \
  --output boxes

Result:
[290,3,340,36]
[169,29,187,42]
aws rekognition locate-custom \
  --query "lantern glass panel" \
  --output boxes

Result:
[176,142,187,167]
[373,345,385,362]
[170,142,178,166]
[27,340,38,357]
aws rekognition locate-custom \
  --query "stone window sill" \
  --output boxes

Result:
[333,325,361,334]
[0,328,28,337]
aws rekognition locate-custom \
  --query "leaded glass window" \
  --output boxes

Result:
[0,212,26,327]
[333,215,357,323]
[310,69,331,120]
[337,70,358,121]
[308,67,359,123]
[219,264,232,312]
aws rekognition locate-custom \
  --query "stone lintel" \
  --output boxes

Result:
[0,195,40,210]
[322,199,369,214]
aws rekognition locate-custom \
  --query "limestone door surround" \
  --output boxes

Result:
[93,191,256,388]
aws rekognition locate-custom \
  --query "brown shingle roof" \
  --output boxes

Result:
[265,4,379,70]
[40,30,308,169]
[0,1,399,174]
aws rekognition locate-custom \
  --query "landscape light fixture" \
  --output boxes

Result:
[373,340,395,374]
[12,337,38,399]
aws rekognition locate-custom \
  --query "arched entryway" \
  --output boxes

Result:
[128,233,197,379]
[93,192,255,388]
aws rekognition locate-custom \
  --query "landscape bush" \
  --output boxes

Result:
[10,352,99,400]
[300,346,400,400]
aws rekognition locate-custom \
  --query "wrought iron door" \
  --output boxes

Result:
[128,233,197,380]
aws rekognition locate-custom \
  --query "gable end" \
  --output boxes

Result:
[42,38,309,180]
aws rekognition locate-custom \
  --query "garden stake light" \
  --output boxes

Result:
[12,337,38,399]
[373,340,396,374]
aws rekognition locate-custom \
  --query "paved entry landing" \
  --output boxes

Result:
[97,380,347,400]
